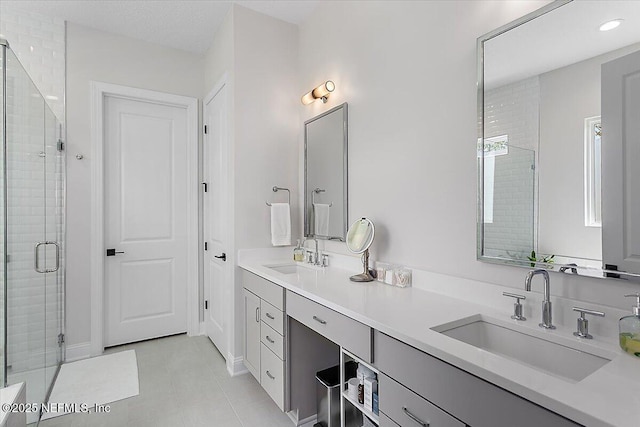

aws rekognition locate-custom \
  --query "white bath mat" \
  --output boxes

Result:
[41,350,139,420]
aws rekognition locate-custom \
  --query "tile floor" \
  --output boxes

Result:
[36,334,294,427]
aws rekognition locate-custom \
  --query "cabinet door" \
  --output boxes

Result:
[243,289,261,380]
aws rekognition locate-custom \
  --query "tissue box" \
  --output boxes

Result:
[363,378,377,412]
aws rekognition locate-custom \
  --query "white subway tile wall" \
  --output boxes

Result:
[0,6,65,381]
[483,77,539,259]
[0,6,65,120]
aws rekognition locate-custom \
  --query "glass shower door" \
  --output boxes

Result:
[4,46,62,424]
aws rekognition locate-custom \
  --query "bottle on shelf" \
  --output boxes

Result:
[358,373,364,404]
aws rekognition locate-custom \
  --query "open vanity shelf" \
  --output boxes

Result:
[340,348,379,427]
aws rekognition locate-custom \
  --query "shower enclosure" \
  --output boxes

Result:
[1,38,65,423]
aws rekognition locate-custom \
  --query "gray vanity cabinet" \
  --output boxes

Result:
[242,271,287,411]
[286,290,372,362]
[243,289,261,379]
[373,331,581,427]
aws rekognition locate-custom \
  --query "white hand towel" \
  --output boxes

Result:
[313,203,331,237]
[271,203,291,246]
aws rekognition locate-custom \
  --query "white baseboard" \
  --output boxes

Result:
[226,353,249,377]
[65,342,91,362]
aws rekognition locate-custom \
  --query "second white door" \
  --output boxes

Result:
[203,82,229,358]
[104,92,191,347]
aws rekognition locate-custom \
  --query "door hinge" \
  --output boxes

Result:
[58,333,65,346]
[205,300,209,310]
[204,125,208,134]
[204,242,208,251]
[57,139,65,152]
[202,182,208,193]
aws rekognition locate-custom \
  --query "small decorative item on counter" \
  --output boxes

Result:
[619,293,640,358]
[393,267,412,288]
[374,261,390,282]
[384,267,396,285]
[293,239,304,262]
[372,392,379,415]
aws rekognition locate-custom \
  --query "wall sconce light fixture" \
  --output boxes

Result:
[301,80,335,105]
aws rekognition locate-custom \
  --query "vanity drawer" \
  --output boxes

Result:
[261,343,285,410]
[286,291,372,362]
[243,270,284,310]
[261,300,284,335]
[261,322,284,360]
[374,331,580,427]
[379,373,464,427]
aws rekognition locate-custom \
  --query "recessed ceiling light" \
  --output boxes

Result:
[600,19,623,32]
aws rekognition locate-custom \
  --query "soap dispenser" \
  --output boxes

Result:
[619,293,640,357]
[293,239,304,262]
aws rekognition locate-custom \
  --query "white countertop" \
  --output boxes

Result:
[238,249,640,427]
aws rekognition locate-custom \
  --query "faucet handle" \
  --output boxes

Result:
[572,307,605,339]
[321,253,329,268]
[503,292,526,321]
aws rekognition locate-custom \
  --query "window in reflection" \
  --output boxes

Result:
[584,116,602,227]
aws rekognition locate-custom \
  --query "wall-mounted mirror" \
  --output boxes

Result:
[304,103,348,240]
[478,0,640,279]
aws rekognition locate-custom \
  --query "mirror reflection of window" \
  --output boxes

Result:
[584,116,602,227]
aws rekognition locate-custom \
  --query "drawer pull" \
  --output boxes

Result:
[403,407,429,427]
[265,312,275,320]
[266,370,275,380]
[313,315,327,325]
[255,307,260,323]
[266,335,275,344]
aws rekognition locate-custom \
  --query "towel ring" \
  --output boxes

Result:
[266,186,290,206]
[311,188,333,207]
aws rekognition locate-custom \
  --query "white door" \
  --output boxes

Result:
[602,50,640,275]
[203,83,229,357]
[104,94,190,346]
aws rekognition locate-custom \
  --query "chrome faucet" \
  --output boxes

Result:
[305,237,320,266]
[525,269,555,329]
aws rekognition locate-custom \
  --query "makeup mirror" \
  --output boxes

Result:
[346,218,375,282]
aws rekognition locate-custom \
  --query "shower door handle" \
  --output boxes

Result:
[34,241,61,273]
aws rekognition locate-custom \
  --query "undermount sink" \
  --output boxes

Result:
[266,263,299,275]
[432,314,615,382]
[264,262,320,275]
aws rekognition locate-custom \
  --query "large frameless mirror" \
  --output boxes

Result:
[304,103,348,241]
[477,0,640,279]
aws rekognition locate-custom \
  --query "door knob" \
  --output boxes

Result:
[214,253,226,262]
[106,248,125,256]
